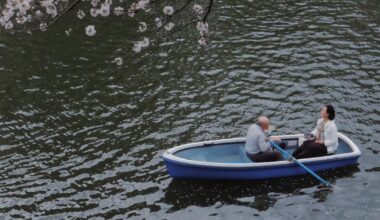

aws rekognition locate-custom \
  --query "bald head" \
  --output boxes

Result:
[257,116,270,130]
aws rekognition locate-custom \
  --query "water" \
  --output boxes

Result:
[0,0,379,219]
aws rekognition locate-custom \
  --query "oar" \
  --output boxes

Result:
[269,140,331,187]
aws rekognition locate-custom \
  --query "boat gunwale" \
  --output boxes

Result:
[162,133,361,168]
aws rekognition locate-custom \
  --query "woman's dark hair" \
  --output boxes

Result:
[326,104,335,120]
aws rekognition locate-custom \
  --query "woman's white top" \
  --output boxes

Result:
[311,118,339,154]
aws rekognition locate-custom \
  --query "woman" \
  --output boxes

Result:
[292,105,338,159]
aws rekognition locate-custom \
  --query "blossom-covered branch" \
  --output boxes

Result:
[0,0,214,64]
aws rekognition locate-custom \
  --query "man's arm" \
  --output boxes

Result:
[258,133,272,152]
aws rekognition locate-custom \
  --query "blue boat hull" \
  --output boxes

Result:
[164,156,359,180]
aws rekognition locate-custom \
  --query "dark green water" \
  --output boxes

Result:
[0,0,379,219]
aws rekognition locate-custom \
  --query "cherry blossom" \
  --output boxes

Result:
[164,22,174,31]
[90,8,99,17]
[77,10,85,19]
[163,6,174,16]
[5,21,13,30]
[198,37,207,46]
[85,25,96,36]
[99,3,110,17]
[133,43,142,53]
[193,4,203,14]
[136,0,150,10]
[133,37,150,52]
[138,22,147,32]
[91,0,99,7]
[113,57,123,66]
[140,37,149,47]
[197,21,209,34]
[113,6,124,16]
[40,22,47,31]
[154,18,162,28]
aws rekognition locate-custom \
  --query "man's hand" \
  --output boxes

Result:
[315,140,324,144]
[270,136,282,142]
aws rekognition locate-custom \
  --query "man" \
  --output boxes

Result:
[245,116,283,162]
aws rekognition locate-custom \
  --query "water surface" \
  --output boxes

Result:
[0,0,379,219]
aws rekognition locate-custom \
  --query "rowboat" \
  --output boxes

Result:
[162,133,361,180]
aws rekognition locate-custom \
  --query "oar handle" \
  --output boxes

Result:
[269,140,331,187]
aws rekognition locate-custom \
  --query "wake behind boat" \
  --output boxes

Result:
[162,133,361,180]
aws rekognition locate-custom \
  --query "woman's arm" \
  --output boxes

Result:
[311,119,322,137]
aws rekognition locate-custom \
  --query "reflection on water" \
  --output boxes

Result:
[163,166,360,212]
[0,0,379,219]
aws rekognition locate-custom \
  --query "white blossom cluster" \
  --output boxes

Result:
[196,21,209,46]
[112,56,123,65]
[85,24,96,36]
[127,0,150,17]
[192,4,209,46]
[133,37,149,53]
[89,0,111,17]
[0,0,72,30]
